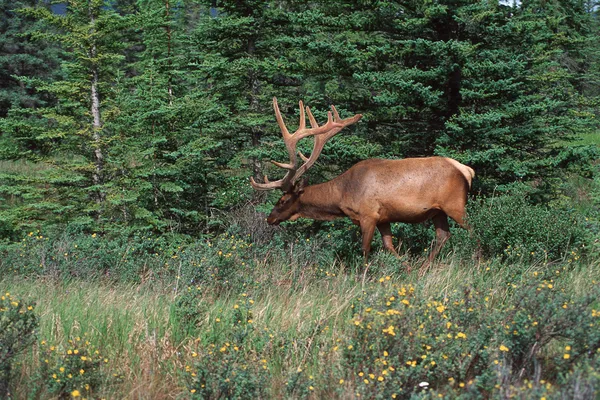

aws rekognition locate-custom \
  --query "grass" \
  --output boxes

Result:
[4,279,180,399]
[3,252,600,399]
[0,160,52,175]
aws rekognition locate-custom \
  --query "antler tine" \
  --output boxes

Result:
[331,105,341,122]
[250,98,361,191]
[272,97,290,138]
[250,173,293,191]
[298,101,306,131]
[298,151,309,162]
[292,107,363,183]
[306,106,318,128]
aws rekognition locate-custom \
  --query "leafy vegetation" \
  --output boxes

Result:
[0,292,38,397]
[0,0,598,235]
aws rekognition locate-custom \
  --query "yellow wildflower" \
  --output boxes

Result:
[382,325,396,336]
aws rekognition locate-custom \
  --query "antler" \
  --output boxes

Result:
[250,97,362,191]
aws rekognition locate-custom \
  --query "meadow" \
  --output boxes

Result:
[1,201,599,399]
[1,136,598,399]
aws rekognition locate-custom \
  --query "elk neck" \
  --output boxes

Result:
[296,180,345,221]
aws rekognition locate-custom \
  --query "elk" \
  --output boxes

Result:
[250,98,475,264]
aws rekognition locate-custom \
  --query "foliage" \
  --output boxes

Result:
[183,293,271,399]
[0,2,599,397]
[2,248,600,398]
[0,228,192,282]
[0,0,61,118]
[452,190,587,262]
[0,0,127,235]
[0,0,598,237]
[39,336,110,399]
[0,292,38,397]
[341,273,600,398]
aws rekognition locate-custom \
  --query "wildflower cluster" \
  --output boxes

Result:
[40,335,110,399]
[180,233,255,291]
[342,283,496,398]
[0,292,38,396]
[184,293,271,399]
[339,273,600,399]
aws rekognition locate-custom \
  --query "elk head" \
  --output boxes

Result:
[250,98,362,225]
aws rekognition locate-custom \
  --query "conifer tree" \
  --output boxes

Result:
[105,0,224,232]
[187,0,300,209]
[294,0,600,194]
[0,0,125,234]
[0,0,61,119]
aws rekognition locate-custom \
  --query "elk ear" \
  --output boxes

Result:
[294,177,309,194]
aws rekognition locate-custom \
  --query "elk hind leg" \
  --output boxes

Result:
[444,202,482,261]
[377,223,399,257]
[443,198,468,229]
[430,212,451,263]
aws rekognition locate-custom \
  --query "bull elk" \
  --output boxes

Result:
[250,98,475,264]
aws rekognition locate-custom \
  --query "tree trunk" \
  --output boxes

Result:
[89,7,105,206]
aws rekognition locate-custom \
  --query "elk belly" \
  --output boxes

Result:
[379,201,442,224]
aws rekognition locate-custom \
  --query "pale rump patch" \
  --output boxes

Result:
[443,158,475,188]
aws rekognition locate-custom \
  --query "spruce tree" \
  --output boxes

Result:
[0,0,61,119]
[0,0,126,234]
[105,0,224,232]
[187,0,298,207]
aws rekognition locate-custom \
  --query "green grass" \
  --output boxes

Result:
[0,160,52,175]
[3,253,600,399]
[4,279,180,398]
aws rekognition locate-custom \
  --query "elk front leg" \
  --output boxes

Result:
[359,218,377,287]
[360,218,377,262]
[377,223,399,257]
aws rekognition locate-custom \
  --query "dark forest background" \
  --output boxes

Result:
[0,0,599,242]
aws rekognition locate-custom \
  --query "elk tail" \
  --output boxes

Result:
[445,158,475,189]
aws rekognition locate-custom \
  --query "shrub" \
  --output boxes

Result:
[184,293,271,399]
[339,273,600,398]
[0,229,193,282]
[178,233,256,292]
[0,292,38,397]
[454,192,585,261]
[39,336,110,399]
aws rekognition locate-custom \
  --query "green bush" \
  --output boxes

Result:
[454,192,586,261]
[339,274,600,398]
[39,336,111,399]
[178,233,256,292]
[0,292,38,397]
[0,229,193,282]
[184,293,271,399]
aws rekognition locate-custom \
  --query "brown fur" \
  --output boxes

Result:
[266,156,474,262]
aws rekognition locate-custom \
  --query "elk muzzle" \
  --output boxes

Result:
[266,215,281,225]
